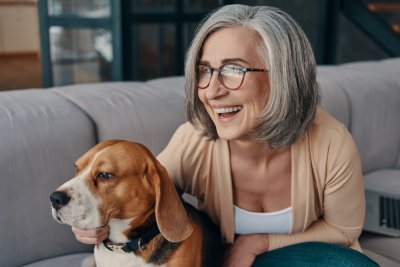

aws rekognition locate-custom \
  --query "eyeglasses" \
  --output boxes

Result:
[197,63,266,90]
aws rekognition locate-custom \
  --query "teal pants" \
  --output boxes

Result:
[253,242,379,267]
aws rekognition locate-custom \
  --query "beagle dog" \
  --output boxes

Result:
[50,140,222,267]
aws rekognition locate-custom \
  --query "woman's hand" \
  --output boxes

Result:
[71,225,109,244]
[223,234,269,267]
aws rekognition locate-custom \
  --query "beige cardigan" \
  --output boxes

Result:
[157,107,365,251]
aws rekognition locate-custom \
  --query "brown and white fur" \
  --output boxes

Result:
[50,140,222,267]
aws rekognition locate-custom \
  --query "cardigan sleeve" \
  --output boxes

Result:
[156,122,208,200]
[157,123,189,195]
[268,128,365,251]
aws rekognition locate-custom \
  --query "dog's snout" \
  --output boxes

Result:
[50,191,70,210]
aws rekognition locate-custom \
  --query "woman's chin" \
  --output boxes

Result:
[216,128,245,141]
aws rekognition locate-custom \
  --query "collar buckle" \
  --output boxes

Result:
[103,240,126,253]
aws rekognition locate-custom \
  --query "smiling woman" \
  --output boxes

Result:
[158,4,377,267]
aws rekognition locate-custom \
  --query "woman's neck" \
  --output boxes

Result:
[229,139,281,165]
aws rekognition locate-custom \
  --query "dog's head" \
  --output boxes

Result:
[50,140,193,242]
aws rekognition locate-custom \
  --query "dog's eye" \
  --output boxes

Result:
[96,172,113,180]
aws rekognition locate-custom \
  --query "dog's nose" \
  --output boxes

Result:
[50,191,70,210]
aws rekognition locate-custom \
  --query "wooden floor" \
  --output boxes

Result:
[0,53,42,91]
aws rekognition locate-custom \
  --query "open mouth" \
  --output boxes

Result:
[214,106,242,118]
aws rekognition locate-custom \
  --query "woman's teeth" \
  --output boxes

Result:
[214,106,242,114]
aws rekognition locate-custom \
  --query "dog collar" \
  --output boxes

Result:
[103,223,160,253]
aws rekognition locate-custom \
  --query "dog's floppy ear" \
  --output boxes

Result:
[148,159,193,242]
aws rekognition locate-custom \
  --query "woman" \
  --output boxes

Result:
[73,5,378,266]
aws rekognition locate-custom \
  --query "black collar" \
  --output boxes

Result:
[103,223,160,253]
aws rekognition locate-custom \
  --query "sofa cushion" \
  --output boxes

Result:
[363,249,399,267]
[0,89,95,267]
[21,253,92,267]
[53,78,186,155]
[360,232,400,267]
[364,169,400,195]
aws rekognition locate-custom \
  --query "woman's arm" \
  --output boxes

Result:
[157,124,187,195]
[223,129,364,267]
[157,122,208,198]
[223,234,269,267]
[269,129,365,251]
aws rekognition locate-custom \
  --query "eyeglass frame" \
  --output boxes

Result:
[197,63,267,90]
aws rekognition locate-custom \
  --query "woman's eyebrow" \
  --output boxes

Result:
[197,60,209,65]
[221,58,249,64]
[198,58,249,65]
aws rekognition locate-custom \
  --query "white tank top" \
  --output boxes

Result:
[234,205,292,234]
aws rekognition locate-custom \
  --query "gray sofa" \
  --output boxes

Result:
[0,58,399,267]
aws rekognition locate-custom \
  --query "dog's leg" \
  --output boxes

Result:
[81,254,96,267]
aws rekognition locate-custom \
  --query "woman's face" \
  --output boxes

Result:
[198,27,269,141]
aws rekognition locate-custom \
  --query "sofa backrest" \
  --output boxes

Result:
[318,58,400,174]
[54,77,186,156]
[0,90,96,267]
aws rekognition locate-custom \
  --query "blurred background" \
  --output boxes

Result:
[0,0,399,90]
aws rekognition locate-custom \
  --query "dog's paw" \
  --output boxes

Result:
[81,254,96,267]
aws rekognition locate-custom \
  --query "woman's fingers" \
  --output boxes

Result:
[75,232,109,244]
[72,225,109,237]
[71,225,109,244]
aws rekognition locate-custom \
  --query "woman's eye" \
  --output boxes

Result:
[199,66,211,75]
[96,172,113,180]
[223,65,242,74]
[230,65,242,72]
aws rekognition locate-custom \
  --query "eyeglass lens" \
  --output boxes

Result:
[198,64,244,89]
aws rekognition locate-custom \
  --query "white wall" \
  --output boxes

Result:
[0,2,39,53]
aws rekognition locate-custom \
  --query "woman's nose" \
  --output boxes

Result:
[205,74,227,99]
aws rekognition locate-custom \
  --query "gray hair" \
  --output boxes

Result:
[185,4,320,148]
